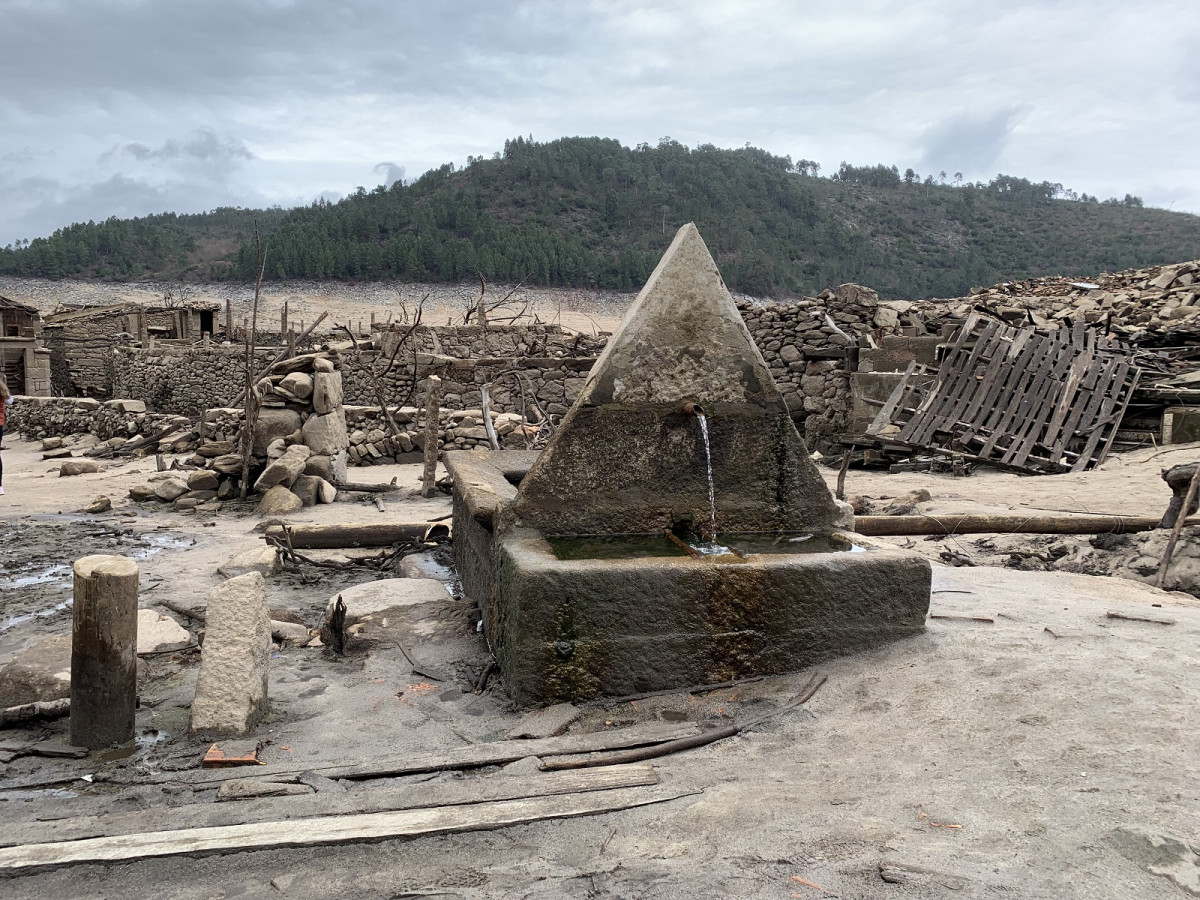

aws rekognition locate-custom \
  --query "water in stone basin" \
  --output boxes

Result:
[547,533,865,561]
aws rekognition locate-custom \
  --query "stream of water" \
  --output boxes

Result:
[694,414,730,555]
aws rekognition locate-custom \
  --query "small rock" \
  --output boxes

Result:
[289,474,321,507]
[129,484,159,502]
[137,609,192,655]
[187,470,220,492]
[83,496,112,514]
[218,546,281,579]
[0,635,72,707]
[154,477,189,502]
[59,459,103,477]
[506,703,581,739]
[271,620,311,647]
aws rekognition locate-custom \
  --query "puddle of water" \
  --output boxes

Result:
[0,565,72,591]
[547,533,865,561]
[0,597,73,635]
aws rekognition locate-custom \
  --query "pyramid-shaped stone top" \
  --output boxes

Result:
[511,223,838,537]
[576,223,786,409]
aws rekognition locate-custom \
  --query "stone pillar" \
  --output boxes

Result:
[189,572,271,736]
[421,375,442,498]
[69,555,139,749]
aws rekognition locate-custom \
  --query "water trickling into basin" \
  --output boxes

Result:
[693,413,730,555]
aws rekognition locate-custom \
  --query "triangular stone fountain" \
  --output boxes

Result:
[447,223,931,705]
[513,222,839,538]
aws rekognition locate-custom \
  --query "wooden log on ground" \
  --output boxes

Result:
[0,698,70,728]
[854,514,1199,537]
[0,784,694,872]
[331,479,401,494]
[70,555,139,749]
[263,522,449,549]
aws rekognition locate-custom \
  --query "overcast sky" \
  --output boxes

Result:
[2,0,1198,246]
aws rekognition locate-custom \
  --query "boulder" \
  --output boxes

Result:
[197,440,235,458]
[153,477,189,502]
[257,485,303,516]
[187,470,220,492]
[254,452,307,493]
[59,460,103,477]
[316,478,338,504]
[189,572,272,736]
[289,474,321,507]
[107,399,147,414]
[0,635,72,708]
[218,545,280,579]
[303,455,335,482]
[271,620,311,647]
[312,372,344,414]
[129,484,159,502]
[327,578,452,627]
[253,409,302,456]
[42,437,64,451]
[137,610,191,655]
[210,454,244,475]
[302,408,349,455]
[279,372,313,400]
[313,357,335,373]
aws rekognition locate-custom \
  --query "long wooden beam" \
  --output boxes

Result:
[262,522,449,549]
[855,513,1194,537]
[0,784,694,872]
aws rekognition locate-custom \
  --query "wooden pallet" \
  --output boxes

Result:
[867,314,1141,474]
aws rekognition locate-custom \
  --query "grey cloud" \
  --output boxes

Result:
[372,163,405,189]
[919,108,1024,178]
[117,130,255,163]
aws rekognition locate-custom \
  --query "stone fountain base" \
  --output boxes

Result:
[446,451,931,707]
[493,526,931,705]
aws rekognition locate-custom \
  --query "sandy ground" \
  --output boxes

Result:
[0,436,1198,898]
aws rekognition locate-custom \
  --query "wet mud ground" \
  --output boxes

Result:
[0,438,1197,898]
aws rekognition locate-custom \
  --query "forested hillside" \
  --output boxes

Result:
[3,136,1199,299]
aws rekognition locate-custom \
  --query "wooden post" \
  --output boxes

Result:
[421,375,442,498]
[225,299,232,338]
[281,300,288,339]
[286,327,296,359]
[137,311,147,346]
[70,555,139,749]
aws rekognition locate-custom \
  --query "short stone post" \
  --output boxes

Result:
[69,555,139,749]
[421,375,442,498]
[225,298,232,337]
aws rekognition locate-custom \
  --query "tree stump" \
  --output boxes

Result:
[1160,463,1200,528]
[69,555,139,749]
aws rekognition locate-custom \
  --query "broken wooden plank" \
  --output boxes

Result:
[4,764,659,848]
[178,722,699,785]
[0,784,695,872]
[1105,610,1176,626]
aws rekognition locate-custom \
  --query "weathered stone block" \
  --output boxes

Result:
[312,371,344,414]
[189,572,271,736]
[253,409,302,456]
[302,408,349,455]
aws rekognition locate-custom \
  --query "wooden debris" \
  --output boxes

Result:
[179,722,700,786]
[1105,610,1176,626]
[868,313,1140,474]
[0,698,70,728]
[3,764,660,848]
[855,513,1194,536]
[929,614,994,623]
[0,784,695,872]
[263,522,449,549]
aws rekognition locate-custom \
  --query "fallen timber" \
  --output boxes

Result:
[263,522,450,549]
[0,784,695,873]
[855,513,1199,537]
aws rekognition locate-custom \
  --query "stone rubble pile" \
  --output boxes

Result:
[911,260,1200,342]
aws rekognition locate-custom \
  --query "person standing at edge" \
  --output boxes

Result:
[0,373,11,495]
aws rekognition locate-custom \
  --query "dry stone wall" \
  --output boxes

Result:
[8,397,186,443]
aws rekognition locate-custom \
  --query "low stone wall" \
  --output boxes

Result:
[7,396,185,442]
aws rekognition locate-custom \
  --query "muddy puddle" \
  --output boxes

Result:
[0,519,192,660]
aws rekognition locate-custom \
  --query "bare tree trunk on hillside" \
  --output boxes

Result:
[237,222,267,501]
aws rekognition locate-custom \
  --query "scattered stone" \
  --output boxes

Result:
[279,371,314,400]
[271,620,311,647]
[302,408,350,455]
[316,478,338,505]
[254,451,308,493]
[129,484,158,502]
[42,448,73,460]
[59,459,103,477]
[253,408,303,456]
[197,440,235,458]
[83,496,112,514]
[210,454,244,475]
[327,578,452,627]
[313,357,335,373]
[41,437,64,451]
[257,484,304,516]
[304,455,335,481]
[154,477,190,502]
[505,703,581,739]
[187,470,220,492]
[0,635,72,708]
[190,572,272,736]
[289,474,321,507]
[218,546,281,579]
[137,609,192,655]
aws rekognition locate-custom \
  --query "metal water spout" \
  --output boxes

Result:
[681,401,705,417]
